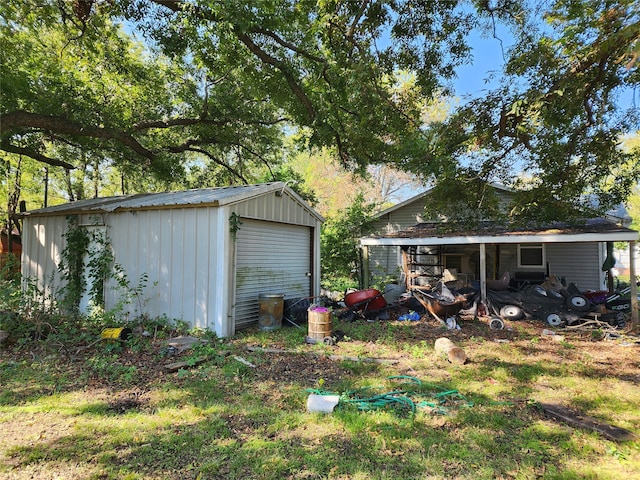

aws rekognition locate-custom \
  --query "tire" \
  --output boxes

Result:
[500,305,523,320]
[543,311,564,327]
[527,285,548,298]
[489,318,504,330]
[566,294,590,312]
[547,290,564,300]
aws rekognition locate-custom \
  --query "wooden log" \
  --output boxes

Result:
[434,337,468,365]
[539,403,638,442]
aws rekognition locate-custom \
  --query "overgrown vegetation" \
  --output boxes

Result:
[1,315,639,480]
[320,192,378,292]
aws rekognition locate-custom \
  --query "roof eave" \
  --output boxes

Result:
[361,231,639,246]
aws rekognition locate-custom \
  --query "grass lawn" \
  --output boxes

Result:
[1,316,639,479]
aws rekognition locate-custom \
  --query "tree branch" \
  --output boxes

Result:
[252,28,326,64]
[133,116,288,130]
[346,0,371,41]
[0,141,75,169]
[177,146,248,183]
[235,32,316,121]
[148,0,317,121]
[2,110,155,160]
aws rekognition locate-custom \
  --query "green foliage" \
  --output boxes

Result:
[2,0,639,223]
[110,267,153,322]
[58,216,91,315]
[256,163,319,207]
[320,192,378,290]
[228,212,243,240]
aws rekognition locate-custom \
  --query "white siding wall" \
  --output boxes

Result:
[21,215,67,301]
[497,242,604,291]
[101,207,226,332]
[231,190,318,227]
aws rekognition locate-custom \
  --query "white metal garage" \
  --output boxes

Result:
[20,183,323,337]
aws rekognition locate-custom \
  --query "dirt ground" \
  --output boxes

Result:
[2,312,640,392]
[1,311,639,480]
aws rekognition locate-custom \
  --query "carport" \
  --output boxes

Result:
[361,219,639,327]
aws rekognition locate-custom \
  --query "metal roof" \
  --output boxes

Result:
[20,183,322,220]
[361,217,639,246]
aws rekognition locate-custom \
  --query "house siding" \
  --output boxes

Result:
[545,242,604,291]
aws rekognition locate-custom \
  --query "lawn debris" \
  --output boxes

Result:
[306,393,340,413]
[306,375,474,416]
[164,335,208,355]
[163,350,230,373]
[245,345,399,364]
[232,355,256,368]
[164,356,211,373]
[538,403,638,442]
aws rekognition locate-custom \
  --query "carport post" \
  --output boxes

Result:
[630,240,638,329]
[479,243,487,306]
[361,245,370,288]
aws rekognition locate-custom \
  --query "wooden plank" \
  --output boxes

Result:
[163,351,230,373]
[539,403,638,442]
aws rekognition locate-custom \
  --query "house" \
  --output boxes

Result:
[0,229,22,274]
[360,186,638,318]
[19,182,323,337]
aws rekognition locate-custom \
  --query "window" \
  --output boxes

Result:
[444,254,463,272]
[518,244,545,268]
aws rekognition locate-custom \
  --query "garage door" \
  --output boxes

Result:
[234,219,312,331]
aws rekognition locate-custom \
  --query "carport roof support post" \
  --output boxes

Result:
[631,240,638,330]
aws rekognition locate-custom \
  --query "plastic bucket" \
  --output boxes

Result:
[308,306,332,340]
[101,327,132,340]
[258,294,284,331]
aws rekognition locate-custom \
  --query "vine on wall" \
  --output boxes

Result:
[59,215,91,316]
[59,216,115,316]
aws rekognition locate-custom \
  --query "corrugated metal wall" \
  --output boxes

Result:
[234,219,311,330]
[21,215,66,301]
[230,190,318,227]
[103,207,226,330]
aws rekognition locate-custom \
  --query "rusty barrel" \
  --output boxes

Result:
[308,306,332,341]
[258,294,284,331]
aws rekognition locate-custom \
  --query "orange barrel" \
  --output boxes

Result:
[308,306,332,341]
[258,294,284,331]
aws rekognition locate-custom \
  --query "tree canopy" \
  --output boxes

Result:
[1,0,639,222]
